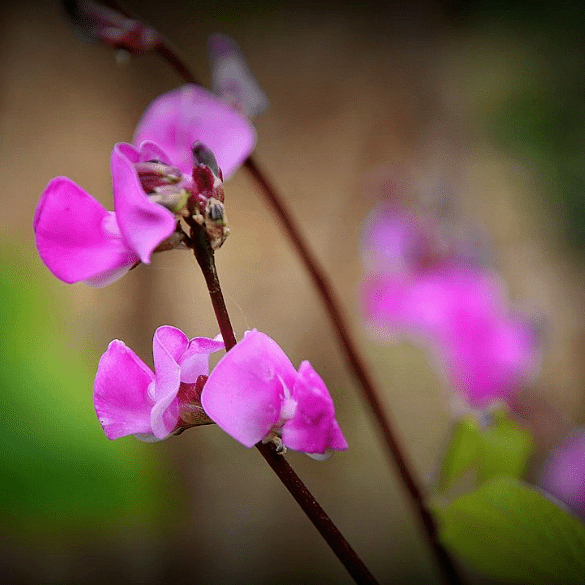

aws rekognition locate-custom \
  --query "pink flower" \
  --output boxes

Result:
[133,84,256,179]
[33,141,179,286]
[94,326,224,440]
[539,428,585,520]
[95,328,347,454]
[361,206,539,408]
[201,330,348,454]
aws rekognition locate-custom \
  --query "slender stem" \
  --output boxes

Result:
[185,217,379,585]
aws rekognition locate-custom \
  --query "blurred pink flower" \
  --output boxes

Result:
[361,205,539,408]
[34,141,179,287]
[94,326,224,441]
[134,84,256,180]
[539,428,585,520]
[202,330,348,454]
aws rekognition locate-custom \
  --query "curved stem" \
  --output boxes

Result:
[185,217,379,585]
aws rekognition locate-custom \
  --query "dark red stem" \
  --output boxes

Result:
[185,218,379,585]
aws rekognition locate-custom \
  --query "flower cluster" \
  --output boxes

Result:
[95,327,347,454]
[361,205,539,408]
[34,84,255,286]
[35,82,347,456]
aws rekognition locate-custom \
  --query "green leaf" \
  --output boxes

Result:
[478,408,534,483]
[437,416,482,493]
[437,477,585,583]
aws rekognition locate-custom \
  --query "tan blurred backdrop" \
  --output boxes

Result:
[1,1,585,583]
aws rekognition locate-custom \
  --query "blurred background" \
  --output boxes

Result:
[1,0,585,583]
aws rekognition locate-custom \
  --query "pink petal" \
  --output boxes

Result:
[111,143,176,264]
[136,140,174,165]
[150,326,188,439]
[179,336,225,383]
[34,177,139,284]
[133,84,255,179]
[282,361,348,454]
[94,340,155,440]
[201,330,296,448]
[445,315,538,407]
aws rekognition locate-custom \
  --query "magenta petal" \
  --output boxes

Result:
[150,326,187,439]
[34,177,139,284]
[445,315,538,407]
[133,84,256,179]
[282,361,348,454]
[111,143,176,264]
[179,337,225,383]
[201,330,296,447]
[94,340,155,440]
[136,140,173,165]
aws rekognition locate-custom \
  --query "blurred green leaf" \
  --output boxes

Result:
[437,416,482,493]
[0,249,164,532]
[437,477,585,583]
[478,408,534,483]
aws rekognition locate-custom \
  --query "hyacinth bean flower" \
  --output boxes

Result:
[361,205,539,408]
[133,84,256,179]
[95,327,347,454]
[539,428,585,520]
[202,330,348,454]
[94,326,224,440]
[34,141,181,287]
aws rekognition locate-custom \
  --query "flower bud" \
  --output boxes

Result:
[192,142,222,179]
[204,198,229,250]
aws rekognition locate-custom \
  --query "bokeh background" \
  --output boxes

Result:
[2,1,585,583]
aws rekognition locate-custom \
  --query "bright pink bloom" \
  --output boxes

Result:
[34,141,178,286]
[539,428,585,520]
[94,326,224,440]
[201,330,348,454]
[361,206,539,408]
[133,84,255,179]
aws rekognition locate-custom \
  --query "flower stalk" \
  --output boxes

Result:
[183,214,379,585]
[67,2,463,581]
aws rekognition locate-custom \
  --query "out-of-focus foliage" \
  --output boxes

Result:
[477,408,534,483]
[454,0,585,250]
[0,246,164,533]
[437,477,585,584]
[436,409,533,493]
